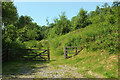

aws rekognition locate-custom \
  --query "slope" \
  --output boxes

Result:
[39,21,119,78]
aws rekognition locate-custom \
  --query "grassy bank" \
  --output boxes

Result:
[39,22,118,78]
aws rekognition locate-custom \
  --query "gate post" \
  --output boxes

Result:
[47,47,50,61]
[6,48,9,61]
[64,46,67,59]
[75,47,77,55]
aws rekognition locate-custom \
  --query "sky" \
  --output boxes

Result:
[14,2,113,26]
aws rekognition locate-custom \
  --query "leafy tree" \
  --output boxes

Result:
[49,23,55,28]
[95,6,100,14]
[101,3,111,15]
[102,3,109,8]
[40,25,52,39]
[54,12,71,35]
[88,11,96,17]
[71,8,91,30]
[25,29,38,40]
[89,3,114,24]
[3,25,17,41]
[46,17,49,26]
[112,1,120,7]
[2,2,18,26]
[71,16,77,30]
[16,22,42,42]
[14,15,33,29]
[112,1,120,24]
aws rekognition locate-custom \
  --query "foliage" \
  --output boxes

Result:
[2,1,119,62]
[2,1,119,78]
[14,15,33,29]
[71,8,91,30]
[46,2,119,55]
[53,12,71,35]
[2,2,18,26]
[2,25,17,41]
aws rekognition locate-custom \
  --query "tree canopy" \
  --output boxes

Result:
[2,2,18,26]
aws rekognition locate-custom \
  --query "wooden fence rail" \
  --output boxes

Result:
[2,47,50,62]
[64,46,83,59]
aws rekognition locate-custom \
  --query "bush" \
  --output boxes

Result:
[24,40,38,48]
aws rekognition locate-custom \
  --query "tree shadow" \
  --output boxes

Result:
[2,59,56,78]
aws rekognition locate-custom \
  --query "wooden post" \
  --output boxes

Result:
[75,47,77,55]
[64,46,67,59]
[47,47,50,61]
[6,48,9,61]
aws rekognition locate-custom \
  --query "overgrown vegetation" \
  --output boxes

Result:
[2,1,120,78]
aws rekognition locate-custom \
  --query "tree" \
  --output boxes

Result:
[49,23,55,28]
[16,22,42,42]
[88,11,95,16]
[71,8,91,30]
[3,25,17,41]
[25,29,38,40]
[112,1,120,7]
[2,2,18,26]
[101,3,111,14]
[71,16,77,30]
[95,6,100,14]
[46,17,49,26]
[54,12,71,35]
[102,3,108,8]
[112,1,120,24]
[14,15,33,29]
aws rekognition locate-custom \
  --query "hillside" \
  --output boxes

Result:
[38,20,118,78]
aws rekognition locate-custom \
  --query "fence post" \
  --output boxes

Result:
[75,47,77,55]
[6,48,9,61]
[47,47,50,61]
[64,46,67,59]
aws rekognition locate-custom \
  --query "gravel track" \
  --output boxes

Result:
[3,64,84,78]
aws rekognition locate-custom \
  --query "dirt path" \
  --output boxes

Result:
[3,54,103,78]
[4,63,84,78]
[3,62,103,78]
[3,61,104,78]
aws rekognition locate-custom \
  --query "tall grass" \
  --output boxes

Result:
[42,22,119,56]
